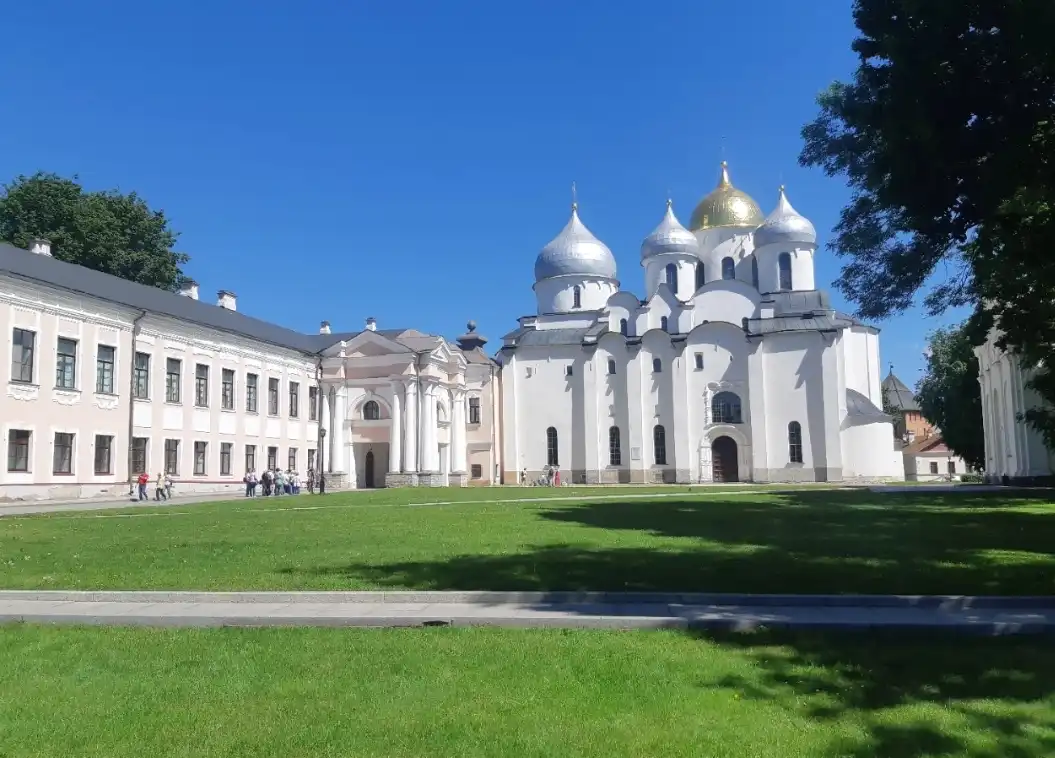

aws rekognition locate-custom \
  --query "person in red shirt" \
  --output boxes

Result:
[136,472,149,501]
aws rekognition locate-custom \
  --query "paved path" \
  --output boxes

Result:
[0,490,252,516]
[2,591,1052,634]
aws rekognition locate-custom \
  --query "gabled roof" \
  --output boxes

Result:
[882,370,921,412]
[902,433,950,456]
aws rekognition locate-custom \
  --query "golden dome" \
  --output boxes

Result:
[688,162,765,231]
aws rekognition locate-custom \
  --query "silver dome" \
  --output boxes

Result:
[754,187,817,248]
[640,200,701,261]
[534,205,618,282]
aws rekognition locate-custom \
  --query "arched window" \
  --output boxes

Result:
[695,262,706,290]
[788,421,803,463]
[652,358,662,373]
[608,426,622,466]
[721,257,735,280]
[660,316,668,333]
[711,391,742,424]
[778,253,792,290]
[619,318,628,337]
[751,257,759,289]
[363,400,380,420]
[607,359,616,375]
[573,285,582,308]
[653,425,667,465]
[665,263,678,295]
[546,426,559,466]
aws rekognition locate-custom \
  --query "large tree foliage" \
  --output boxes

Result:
[0,173,188,291]
[800,0,1055,445]
[916,323,985,470]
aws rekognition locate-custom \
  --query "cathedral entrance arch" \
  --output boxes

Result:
[364,450,376,488]
[711,436,739,483]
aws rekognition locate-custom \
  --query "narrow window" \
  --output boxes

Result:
[289,381,300,418]
[53,432,74,474]
[222,369,235,410]
[695,262,705,289]
[609,426,622,466]
[546,426,559,466]
[660,316,668,333]
[712,392,742,424]
[55,338,77,389]
[947,460,956,474]
[363,400,380,420]
[288,447,298,471]
[788,421,803,463]
[779,252,793,290]
[268,378,280,416]
[619,318,628,337]
[308,386,319,420]
[665,263,678,294]
[607,359,616,375]
[220,442,233,476]
[930,461,939,475]
[7,430,31,472]
[96,345,115,394]
[573,285,581,309]
[246,373,258,412]
[193,441,207,475]
[245,444,257,472]
[11,328,35,383]
[133,352,150,399]
[306,449,316,472]
[195,364,209,407]
[94,434,113,475]
[652,358,662,373]
[565,365,574,377]
[164,439,180,475]
[267,446,278,470]
[468,396,481,424]
[131,437,148,474]
[694,353,704,370]
[751,257,759,288]
[165,358,182,403]
[721,257,735,280]
[471,463,483,479]
[653,425,667,465]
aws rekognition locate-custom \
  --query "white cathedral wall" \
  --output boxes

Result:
[691,285,758,329]
[534,277,617,314]
[644,257,696,301]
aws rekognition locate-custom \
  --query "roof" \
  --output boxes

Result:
[882,370,921,412]
[501,326,593,348]
[902,433,950,456]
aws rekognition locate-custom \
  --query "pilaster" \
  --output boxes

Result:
[404,379,418,473]
[390,380,403,474]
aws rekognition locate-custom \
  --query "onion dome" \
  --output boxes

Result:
[689,161,765,232]
[640,199,701,262]
[754,186,817,248]
[534,203,618,283]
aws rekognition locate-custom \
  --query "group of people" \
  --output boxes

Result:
[521,466,562,486]
[135,471,174,501]
[243,468,318,497]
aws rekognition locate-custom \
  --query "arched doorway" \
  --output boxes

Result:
[364,450,376,488]
[711,436,738,483]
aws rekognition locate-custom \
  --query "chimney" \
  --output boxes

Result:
[29,237,52,257]
[217,290,237,311]
[365,317,377,332]
[319,321,331,335]
[179,280,200,300]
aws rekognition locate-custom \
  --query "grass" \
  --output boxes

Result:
[2,486,1055,594]
[1,624,1053,757]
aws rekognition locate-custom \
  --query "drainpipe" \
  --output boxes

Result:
[490,361,499,485]
[126,311,147,497]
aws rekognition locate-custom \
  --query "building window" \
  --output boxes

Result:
[779,252,792,290]
[267,446,278,470]
[665,263,678,294]
[289,381,299,418]
[220,442,232,476]
[947,460,957,474]
[609,426,622,466]
[751,257,759,289]
[695,353,704,370]
[468,396,481,424]
[55,338,77,389]
[165,358,182,403]
[363,400,380,420]
[131,437,148,474]
[660,316,668,333]
[930,461,939,475]
[222,369,235,410]
[193,441,207,476]
[96,345,115,394]
[607,359,616,375]
[288,448,298,471]
[308,386,319,420]
[194,364,209,407]
[653,425,667,465]
[471,463,483,479]
[565,365,574,377]
[619,318,628,336]
[572,285,581,309]
[164,439,180,475]
[268,378,280,416]
[546,426,559,466]
[133,352,150,399]
[695,262,705,289]
[652,358,662,373]
[53,432,74,474]
[11,328,35,383]
[7,429,30,472]
[788,421,803,463]
[94,435,113,475]
[712,391,742,424]
[246,374,258,413]
[307,449,316,472]
[721,257,735,280]
[245,444,257,473]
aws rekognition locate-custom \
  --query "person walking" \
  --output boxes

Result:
[136,471,149,501]
[154,473,167,501]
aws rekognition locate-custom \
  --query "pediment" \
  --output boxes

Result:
[328,330,412,358]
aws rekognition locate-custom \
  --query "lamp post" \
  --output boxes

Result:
[319,428,327,495]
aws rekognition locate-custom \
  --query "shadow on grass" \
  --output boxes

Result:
[694,627,1055,757]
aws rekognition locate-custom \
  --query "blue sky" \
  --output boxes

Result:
[0,0,964,388]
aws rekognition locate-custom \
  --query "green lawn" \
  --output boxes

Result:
[1,624,1053,757]
[2,486,1055,594]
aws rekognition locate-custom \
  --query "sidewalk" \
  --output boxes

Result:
[2,591,1052,634]
[0,490,262,516]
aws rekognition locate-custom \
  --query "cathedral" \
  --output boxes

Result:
[498,163,903,484]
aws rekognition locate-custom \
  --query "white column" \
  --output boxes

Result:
[333,386,347,472]
[320,384,331,472]
[451,388,466,473]
[390,381,403,473]
[422,383,438,471]
[404,380,418,472]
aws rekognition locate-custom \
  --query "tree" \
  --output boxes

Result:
[916,323,985,470]
[0,173,188,291]
[799,1,1055,445]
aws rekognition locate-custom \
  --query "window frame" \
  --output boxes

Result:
[165,358,182,404]
[194,364,209,407]
[268,377,280,416]
[11,328,36,384]
[94,434,114,475]
[652,358,662,373]
[55,337,78,390]
[608,426,622,466]
[607,359,616,375]
[267,446,278,470]
[220,442,233,476]
[7,429,31,472]
[546,426,559,466]
[778,252,793,291]
[721,257,736,281]
[664,263,678,294]
[468,396,481,425]
[788,421,803,464]
[288,447,298,471]
[221,368,235,410]
[245,444,257,473]
[572,285,581,309]
[96,344,116,394]
[53,432,74,474]
[470,463,483,479]
[289,381,299,418]
[164,438,180,476]
[246,373,258,413]
[711,391,742,424]
[363,400,380,420]
[131,437,148,475]
[133,352,151,399]
[308,386,318,420]
[193,441,207,476]
[653,425,667,466]
[695,262,706,290]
